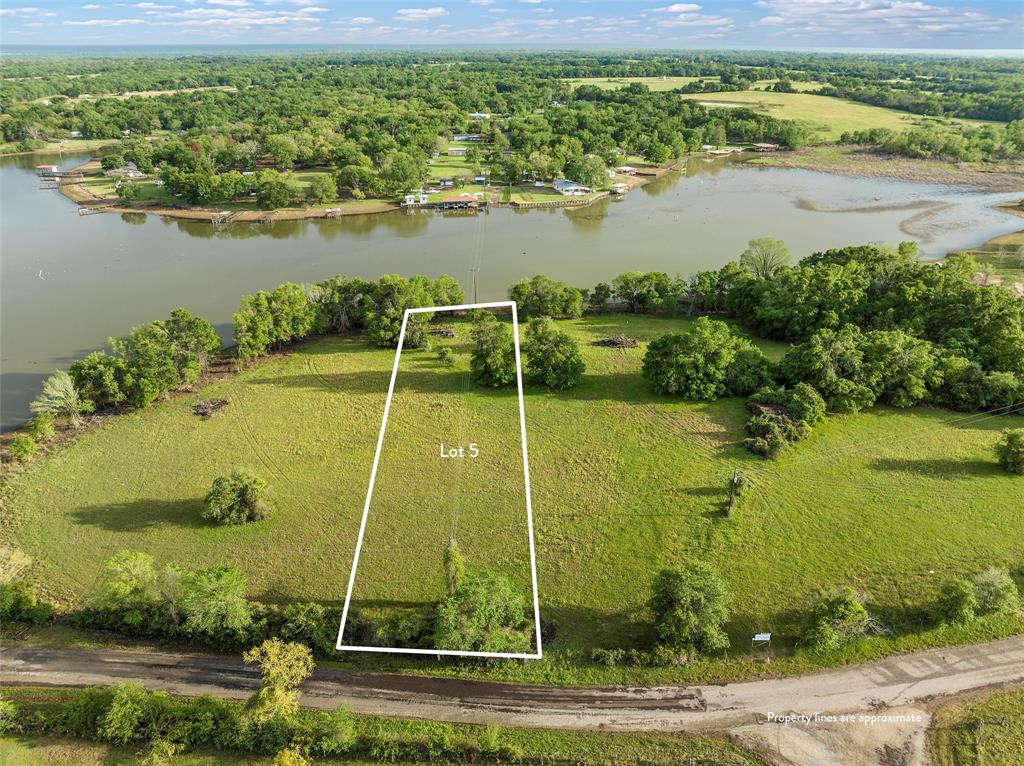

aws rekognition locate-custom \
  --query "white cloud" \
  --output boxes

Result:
[64,17,145,25]
[519,0,543,3]
[133,1,175,7]
[207,0,249,6]
[349,15,373,23]
[394,6,447,21]
[753,0,1013,36]
[468,0,493,4]
[657,12,733,28]
[82,3,103,8]
[653,3,702,10]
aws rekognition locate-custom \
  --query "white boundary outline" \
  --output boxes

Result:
[335,300,542,659]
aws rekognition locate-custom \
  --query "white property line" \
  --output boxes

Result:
[335,300,543,660]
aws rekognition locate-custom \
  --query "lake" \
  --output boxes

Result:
[1,150,1020,430]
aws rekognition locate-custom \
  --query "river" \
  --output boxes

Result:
[1,150,1020,430]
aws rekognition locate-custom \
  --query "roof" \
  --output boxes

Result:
[553,178,592,191]
[443,193,479,203]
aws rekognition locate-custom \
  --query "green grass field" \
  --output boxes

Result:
[564,76,825,93]
[679,91,997,141]
[5,314,1023,677]
[956,229,1024,285]
[928,687,1024,766]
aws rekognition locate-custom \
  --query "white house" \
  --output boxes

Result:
[447,147,468,157]
[468,112,490,120]
[452,133,482,142]
[553,179,593,196]
[616,165,637,175]
[70,130,83,138]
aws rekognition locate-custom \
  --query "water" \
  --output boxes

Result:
[1,150,1020,430]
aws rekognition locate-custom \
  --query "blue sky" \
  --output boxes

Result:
[2,0,1021,48]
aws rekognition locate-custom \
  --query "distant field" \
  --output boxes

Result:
[679,91,997,141]
[6,313,1022,675]
[564,75,718,91]
[564,76,824,93]
[928,687,1024,766]
[956,229,1024,284]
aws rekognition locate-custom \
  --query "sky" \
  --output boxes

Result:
[1,0,1022,49]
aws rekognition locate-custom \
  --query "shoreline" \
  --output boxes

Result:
[54,158,679,224]
[745,144,1024,193]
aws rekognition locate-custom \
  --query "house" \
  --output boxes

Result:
[474,175,487,184]
[468,112,490,120]
[701,144,716,151]
[534,180,545,187]
[553,179,593,196]
[70,130,83,138]
[438,193,479,209]
[616,165,637,175]
[752,142,780,152]
[103,161,146,180]
[419,193,429,204]
[447,147,468,157]
[452,133,482,142]
[438,178,455,188]
[403,194,417,205]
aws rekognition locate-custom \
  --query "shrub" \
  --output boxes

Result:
[26,412,55,442]
[436,346,454,366]
[648,563,730,654]
[0,696,16,736]
[936,578,977,625]
[642,318,749,400]
[273,748,309,766]
[0,579,54,624]
[280,602,337,655]
[98,682,149,744]
[523,317,585,391]
[7,434,37,462]
[470,315,516,388]
[994,428,1024,474]
[802,588,871,652]
[243,638,315,723]
[970,568,1020,615]
[434,570,531,654]
[203,469,272,525]
[31,370,94,427]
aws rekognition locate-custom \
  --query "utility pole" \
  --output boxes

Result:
[470,266,479,304]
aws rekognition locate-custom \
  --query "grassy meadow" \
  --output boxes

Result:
[679,91,996,141]
[928,687,1024,766]
[4,313,1023,678]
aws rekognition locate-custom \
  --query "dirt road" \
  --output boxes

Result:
[3,638,1023,764]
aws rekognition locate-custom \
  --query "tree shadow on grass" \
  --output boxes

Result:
[249,368,519,399]
[868,457,1002,479]
[71,498,207,532]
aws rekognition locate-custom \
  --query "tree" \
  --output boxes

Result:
[109,323,179,408]
[971,568,1020,615]
[31,370,93,427]
[802,588,871,651]
[564,154,607,189]
[263,134,298,169]
[509,275,584,319]
[611,272,675,313]
[523,317,585,391]
[779,325,875,413]
[725,347,774,396]
[365,274,435,348]
[434,570,531,653]
[739,237,790,278]
[243,638,315,723]
[268,283,314,347]
[994,428,1024,475]
[860,329,939,407]
[306,174,337,204]
[648,563,730,654]
[470,314,516,388]
[88,550,157,617]
[642,318,749,400]
[70,352,127,410]
[235,291,276,360]
[203,469,272,525]
[179,565,252,641]
[162,308,221,380]
[936,578,977,625]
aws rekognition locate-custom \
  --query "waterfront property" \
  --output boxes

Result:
[554,179,593,196]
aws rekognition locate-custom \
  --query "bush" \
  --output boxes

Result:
[0,696,16,736]
[936,578,977,625]
[203,469,272,525]
[642,318,749,400]
[6,434,37,462]
[98,682,149,744]
[0,579,54,625]
[70,350,130,408]
[970,568,1020,616]
[648,563,730,654]
[802,588,871,652]
[26,412,55,442]
[434,570,531,654]
[523,318,585,391]
[994,428,1024,474]
[436,346,454,367]
[470,315,516,388]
